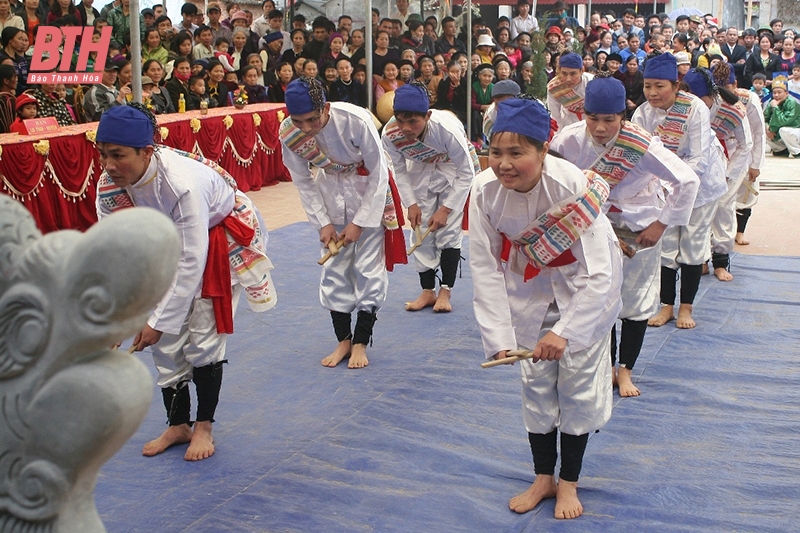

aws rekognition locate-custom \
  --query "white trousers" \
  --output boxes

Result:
[766,127,800,154]
[520,303,613,436]
[152,286,242,389]
[319,225,388,313]
[736,178,759,210]
[409,190,464,273]
[711,173,746,255]
[619,239,662,321]
[661,201,717,269]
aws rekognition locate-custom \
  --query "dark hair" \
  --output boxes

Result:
[240,65,258,79]
[195,25,212,37]
[293,14,306,22]
[0,64,16,85]
[155,15,171,26]
[268,9,283,19]
[49,0,77,16]
[142,59,164,75]
[173,56,191,70]
[338,15,352,23]
[408,20,423,32]
[171,31,194,55]
[623,8,636,17]
[441,16,455,26]
[206,58,224,73]
[1,27,23,48]
[752,72,767,81]
[759,34,774,46]
[188,75,205,87]
[290,28,307,41]
[312,16,329,30]
[181,2,198,15]
[144,27,160,43]
[673,33,688,46]
[214,36,229,46]
[276,61,293,72]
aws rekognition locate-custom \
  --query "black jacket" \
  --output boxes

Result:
[744,51,781,87]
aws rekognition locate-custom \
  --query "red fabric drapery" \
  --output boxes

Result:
[0,103,292,233]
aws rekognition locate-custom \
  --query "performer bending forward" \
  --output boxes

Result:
[280,76,406,369]
[96,105,276,461]
[470,97,622,519]
[383,82,479,312]
[550,74,698,396]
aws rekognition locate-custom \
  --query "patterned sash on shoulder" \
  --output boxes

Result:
[384,117,481,173]
[97,146,276,315]
[711,100,746,140]
[655,91,694,153]
[279,117,362,174]
[509,170,610,269]
[547,77,585,117]
[735,88,752,106]
[589,122,651,189]
[278,117,400,231]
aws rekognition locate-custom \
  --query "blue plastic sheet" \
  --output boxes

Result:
[96,223,800,532]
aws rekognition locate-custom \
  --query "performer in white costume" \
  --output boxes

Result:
[631,54,727,330]
[730,72,767,246]
[695,64,753,282]
[482,79,521,139]
[547,53,594,132]
[280,76,406,369]
[550,74,698,397]
[470,97,622,520]
[96,104,276,461]
[382,82,479,312]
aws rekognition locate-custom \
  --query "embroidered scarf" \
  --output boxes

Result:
[547,76,585,117]
[735,88,752,106]
[383,117,481,173]
[589,122,651,189]
[97,146,276,316]
[279,116,400,230]
[508,170,610,269]
[655,91,694,153]
[711,100,746,140]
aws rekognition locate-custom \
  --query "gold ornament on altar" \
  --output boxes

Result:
[223,115,234,129]
[33,140,50,156]
[159,127,169,141]
[277,110,285,122]
[190,118,202,133]
[85,130,97,143]
[252,113,261,127]
[375,91,396,124]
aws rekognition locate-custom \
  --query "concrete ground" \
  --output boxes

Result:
[249,153,800,256]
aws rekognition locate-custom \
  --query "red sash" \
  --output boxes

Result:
[500,234,577,281]
[355,166,408,272]
[202,214,255,334]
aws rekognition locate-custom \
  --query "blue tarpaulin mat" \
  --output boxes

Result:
[96,223,800,532]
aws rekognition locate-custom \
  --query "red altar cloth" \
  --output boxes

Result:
[0,103,291,234]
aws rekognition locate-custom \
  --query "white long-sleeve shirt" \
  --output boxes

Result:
[281,102,390,230]
[96,149,235,335]
[740,90,766,171]
[550,122,699,231]
[632,95,726,207]
[469,156,622,360]
[382,109,475,213]
[547,72,593,131]
[710,99,754,183]
[510,14,539,39]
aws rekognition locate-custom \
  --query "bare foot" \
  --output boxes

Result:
[322,339,351,367]
[142,424,192,456]
[612,366,618,387]
[617,367,640,397]
[648,305,675,327]
[433,287,452,313]
[405,289,436,311]
[509,474,557,514]
[185,421,214,461]
[676,304,695,329]
[554,480,583,519]
[348,343,369,369]
[714,267,734,282]
[701,262,709,275]
[735,233,749,245]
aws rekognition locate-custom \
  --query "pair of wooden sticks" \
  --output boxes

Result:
[407,225,433,255]
[318,238,347,265]
[480,349,535,368]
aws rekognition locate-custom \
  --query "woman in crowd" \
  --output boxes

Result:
[434,59,467,124]
[143,27,169,65]
[268,61,293,103]
[142,59,175,114]
[372,30,400,82]
[0,0,23,32]
[282,28,306,66]
[0,63,16,132]
[620,54,644,118]
[205,58,229,107]
[241,64,268,103]
[0,27,28,94]
[230,28,250,71]
[166,56,191,110]
[777,35,796,72]
[374,59,403,102]
[318,32,346,69]
[745,34,780,87]
[47,0,78,24]
[348,28,366,65]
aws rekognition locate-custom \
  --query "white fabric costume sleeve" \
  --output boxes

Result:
[381,124,417,207]
[679,103,711,179]
[721,103,753,181]
[745,92,766,170]
[639,137,699,226]
[438,118,476,212]
[351,113,390,228]
[469,174,517,360]
[281,144,332,229]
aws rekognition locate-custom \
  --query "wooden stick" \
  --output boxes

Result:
[407,227,433,256]
[743,179,759,196]
[327,239,341,256]
[481,349,535,368]
[127,344,137,354]
[318,238,346,265]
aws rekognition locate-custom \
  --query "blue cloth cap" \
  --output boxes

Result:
[97,106,154,148]
[492,79,520,98]
[559,52,583,70]
[393,84,430,113]
[285,78,324,115]
[263,32,283,44]
[493,98,551,143]
[643,52,678,81]
[584,76,626,114]
[683,69,710,98]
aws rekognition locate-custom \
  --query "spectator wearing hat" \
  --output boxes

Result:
[482,78,519,138]
[674,51,692,79]
[83,60,127,122]
[744,33,780,87]
[765,75,800,156]
[229,11,258,57]
[510,0,538,40]
[547,1,580,33]
[545,26,565,55]
[547,52,593,130]
[475,34,496,64]
[206,3,232,45]
[140,7,154,27]
[9,91,35,133]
